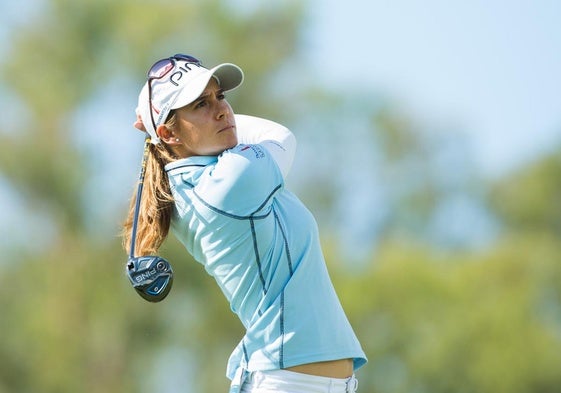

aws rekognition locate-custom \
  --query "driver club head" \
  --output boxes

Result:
[126,255,174,302]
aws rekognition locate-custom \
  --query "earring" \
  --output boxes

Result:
[175,138,180,142]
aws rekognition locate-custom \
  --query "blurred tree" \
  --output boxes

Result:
[285,88,488,256]
[325,143,561,393]
[489,148,561,237]
[330,232,561,393]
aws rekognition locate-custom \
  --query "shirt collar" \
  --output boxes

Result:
[165,155,218,176]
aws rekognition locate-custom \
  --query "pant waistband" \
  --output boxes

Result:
[244,369,359,392]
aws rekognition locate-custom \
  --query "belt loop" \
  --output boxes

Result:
[229,367,249,393]
[346,375,358,393]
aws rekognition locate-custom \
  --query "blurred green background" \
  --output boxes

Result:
[1,1,560,392]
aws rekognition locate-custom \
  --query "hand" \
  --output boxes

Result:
[133,112,146,132]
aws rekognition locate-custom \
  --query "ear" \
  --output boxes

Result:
[156,125,180,145]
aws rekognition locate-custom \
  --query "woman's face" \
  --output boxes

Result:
[168,78,237,158]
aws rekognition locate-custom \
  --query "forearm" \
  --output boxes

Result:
[235,114,297,179]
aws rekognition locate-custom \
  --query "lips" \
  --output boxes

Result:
[218,124,235,133]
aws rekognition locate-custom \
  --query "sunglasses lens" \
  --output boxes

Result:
[148,59,174,78]
[147,54,201,79]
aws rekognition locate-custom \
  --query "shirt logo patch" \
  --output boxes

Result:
[239,144,265,158]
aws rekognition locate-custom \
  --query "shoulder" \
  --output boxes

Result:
[214,143,282,191]
[193,145,283,214]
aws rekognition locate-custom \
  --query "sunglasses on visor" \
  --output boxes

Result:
[147,54,202,132]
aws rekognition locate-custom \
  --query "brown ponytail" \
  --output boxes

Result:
[122,114,178,256]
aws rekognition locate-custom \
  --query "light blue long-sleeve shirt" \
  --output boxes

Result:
[165,115,367,380]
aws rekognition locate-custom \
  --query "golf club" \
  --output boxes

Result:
[125,137,173,302]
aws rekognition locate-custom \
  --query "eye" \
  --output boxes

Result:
[195,100,207,109]
[218,92,226,100]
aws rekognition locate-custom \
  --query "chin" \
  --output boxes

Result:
[211,142,237,156]
[226,136,239,149]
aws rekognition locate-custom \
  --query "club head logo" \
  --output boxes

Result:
[126,256,174,302]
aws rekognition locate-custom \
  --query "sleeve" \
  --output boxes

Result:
[234,114,297,180]
[198,143,284,216]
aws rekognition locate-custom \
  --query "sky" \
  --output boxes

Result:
[307,0,561,178]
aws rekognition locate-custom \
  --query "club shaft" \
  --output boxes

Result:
[129,137,151,259]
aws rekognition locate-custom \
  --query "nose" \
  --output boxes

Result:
[215,98,228,120]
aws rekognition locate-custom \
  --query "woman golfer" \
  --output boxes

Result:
[123,54,367,393]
